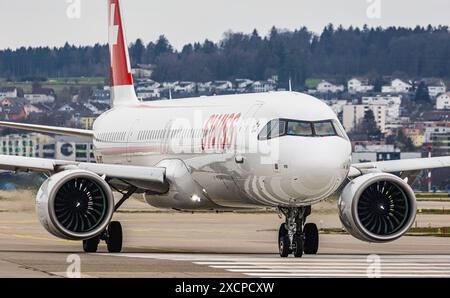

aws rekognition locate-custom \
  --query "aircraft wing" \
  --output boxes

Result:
[0,155,165,185]
[349,156,450,177]
[0,121,94,138]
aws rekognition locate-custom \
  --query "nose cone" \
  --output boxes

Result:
[280,137,351,204]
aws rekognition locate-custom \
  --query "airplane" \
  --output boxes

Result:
[0,0,449,258]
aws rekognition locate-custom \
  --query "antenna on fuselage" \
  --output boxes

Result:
[288,78,293,92]
[169,87,172,100]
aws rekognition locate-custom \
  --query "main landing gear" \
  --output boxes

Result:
[83,186,137,253]
[278,206,319,258]
[83,221,123,253]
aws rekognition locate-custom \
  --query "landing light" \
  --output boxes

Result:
[191,194,201,203]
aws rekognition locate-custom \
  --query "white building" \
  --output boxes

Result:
[251,81,276,93]
[347,78,374,94]
[352,151,421,163]
[211,81,233,92]
[55,136,95,163]
[235,79,254,92]
[132,68,153,78]
[424,126,450,143]
[362,95,402,122]
[317,80,345,93]
[137,90,160,100]
[343,104,387,133]
[173,81,196,93]
[58,104,75,113]
[382,79,412,93]
[136,81,161,100]
[24,93,55,104]
[436,92,450,110]
[0,87,18,99]
[0,133,54,158]
[425,79,447,98]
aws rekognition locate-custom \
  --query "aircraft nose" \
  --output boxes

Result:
[282,137,351,204]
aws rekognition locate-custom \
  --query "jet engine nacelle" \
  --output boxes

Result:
[338,173,416,243]
[36,169,115,240]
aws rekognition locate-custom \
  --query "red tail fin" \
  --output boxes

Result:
[108,0,138,106]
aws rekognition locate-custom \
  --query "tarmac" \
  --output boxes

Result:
[0,193,450,278]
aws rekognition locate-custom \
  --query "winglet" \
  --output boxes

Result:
[108,0,139,107]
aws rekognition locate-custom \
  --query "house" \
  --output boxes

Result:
[24,104,44,115]
[84,103,105,115]
[197,82,212,93]
[436,92,450,110]
[89,102,110,113]
[234,79,254,92]
[382,79,412,93]
[136,80,161,99]
[422,78,447,98]
[29,103,53,114]
[23,88,55,104]
[132,64,153,78]
[162,82,179,90]
[251,81,276,93]
[422,110,450,122]
[57,103,96,129]
[0,87,18,99]
[58,104,75,113]
[90,89,111,103]
[0,98,28,121]
[316,80,345,93]
[136,80,161,91]
[347,78,374,94]
[137,90,160,100]
[210,81,233,92]
[24,91,55,104]
[173,81,196,94]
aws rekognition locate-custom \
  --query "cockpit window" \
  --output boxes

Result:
[313,121,337,137]
[258,118,342,140]
[258,119,286,140]
[287,121,313,136]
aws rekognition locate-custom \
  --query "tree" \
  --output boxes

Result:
[415,81,431,102]
[386,129,418,152]
[130,39,145,64]
[352,110,382,140]
[372,76,383,92]
[0,26,449,82]
[154,35,173,58]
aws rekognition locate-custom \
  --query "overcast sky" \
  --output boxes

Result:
[1,0,449,50]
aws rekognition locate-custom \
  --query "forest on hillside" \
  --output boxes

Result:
[0,25,449,87]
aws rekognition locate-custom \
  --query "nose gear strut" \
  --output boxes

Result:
[278,206,319,258]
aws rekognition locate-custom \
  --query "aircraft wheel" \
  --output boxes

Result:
[83,236,100,253]
[303,223,319,255]
[278,224,290,258]
[292,234,304,258]
[106,221,123,253]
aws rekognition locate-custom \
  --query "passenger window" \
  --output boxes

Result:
[313,121,337,137]
[287,121,313,136]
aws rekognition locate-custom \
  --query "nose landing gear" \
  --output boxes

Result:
[278,206,319,258]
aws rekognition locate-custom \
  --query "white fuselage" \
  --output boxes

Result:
[93,91,352,210]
